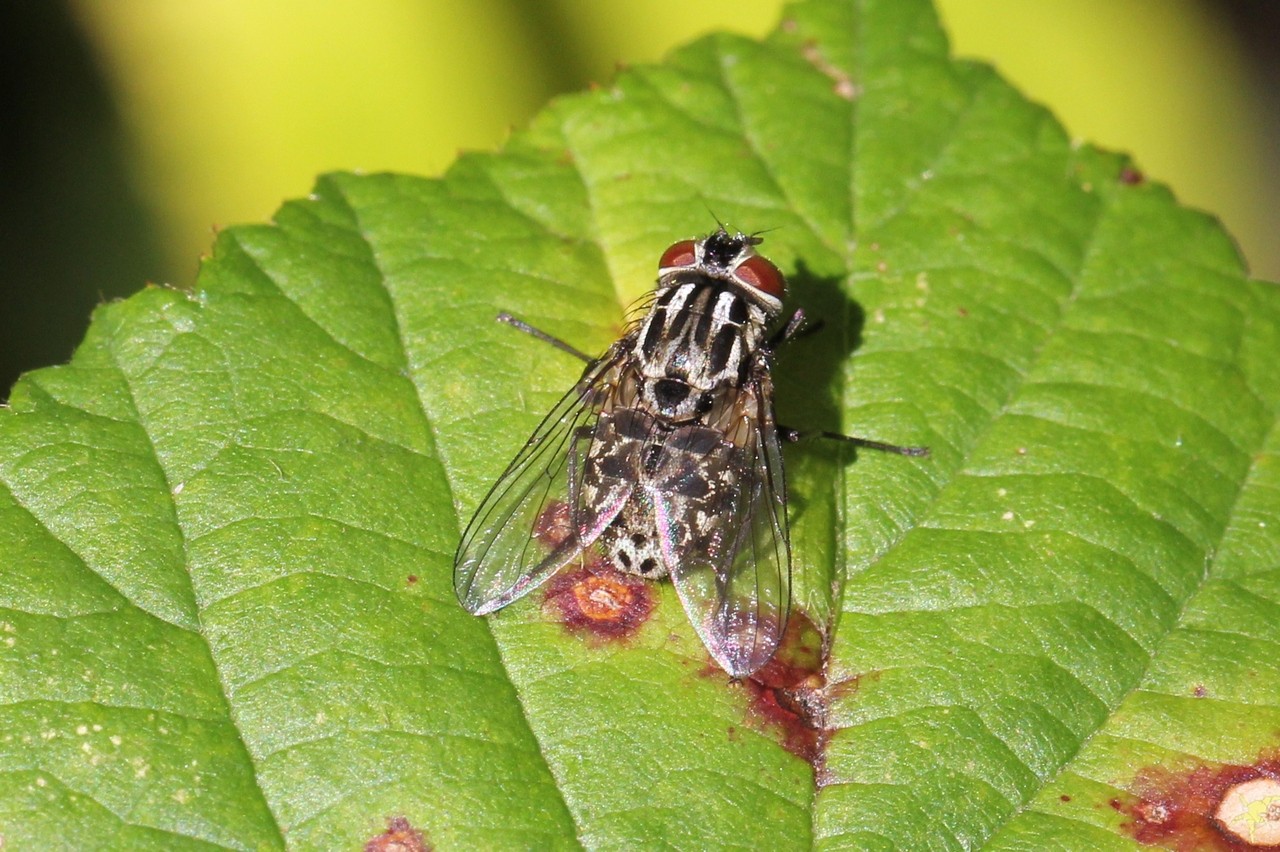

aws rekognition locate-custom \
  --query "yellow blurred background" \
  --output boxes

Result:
[3,0,1276,395]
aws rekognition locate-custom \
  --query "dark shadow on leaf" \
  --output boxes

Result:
[770,259,867,529]
[772,259,865,446]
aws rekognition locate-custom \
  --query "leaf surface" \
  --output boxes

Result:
[2,0,1278,848]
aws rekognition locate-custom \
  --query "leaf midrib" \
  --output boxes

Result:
[103,317,286,846]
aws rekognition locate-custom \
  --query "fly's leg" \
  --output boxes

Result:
[781,426,930,457]
[497,312,593,363]
[767,308,821,349]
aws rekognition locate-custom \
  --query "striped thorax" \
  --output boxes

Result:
[630,229,785,424]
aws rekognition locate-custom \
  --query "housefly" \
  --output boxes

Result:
[454,228,927,676]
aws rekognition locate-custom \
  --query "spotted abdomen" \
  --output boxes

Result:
[598,501,667,579]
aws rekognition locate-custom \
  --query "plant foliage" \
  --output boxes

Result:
[2,0,1277,848]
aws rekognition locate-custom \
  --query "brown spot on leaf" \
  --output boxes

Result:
[543,566,654,640]
[738,612,830,766]
[1120,166,1146,185]
[365,817,430,852]
[750,612,824,690]
[533,500,573,549]
[1116,749,1280,849]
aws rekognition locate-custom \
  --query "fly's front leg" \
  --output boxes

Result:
[497,312,593,363]
[769,306,839,348]
[768,308,823,349]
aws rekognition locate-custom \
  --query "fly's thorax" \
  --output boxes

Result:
[631,276,777,422]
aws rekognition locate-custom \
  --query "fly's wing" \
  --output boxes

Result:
[454,351,632,615]
[652,375,790,677]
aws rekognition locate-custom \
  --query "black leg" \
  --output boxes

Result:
[496,312,594,363]
[781,425,930,457]
[769,308,826,349]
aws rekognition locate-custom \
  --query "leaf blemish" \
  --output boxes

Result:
[542,566,655,641]
[1115,749,1280,849]
[727,612,831,768]
[799,40,859,100]
[528,500,641,636]
[1119,166,1146,185]
[364,816,431,852]
[533,500,573,550]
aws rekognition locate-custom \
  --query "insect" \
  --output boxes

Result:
[454,228,927,677]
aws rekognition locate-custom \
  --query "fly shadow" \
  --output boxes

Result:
[770,258,866,448]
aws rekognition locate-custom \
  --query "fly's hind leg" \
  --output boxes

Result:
[780,426,930,457]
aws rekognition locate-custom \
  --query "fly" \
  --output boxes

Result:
[453,228,928,677]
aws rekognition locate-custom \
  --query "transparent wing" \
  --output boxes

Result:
[653,375,790,677]
[454,352,632,614]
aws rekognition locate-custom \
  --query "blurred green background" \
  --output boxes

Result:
[3,0,1277,397]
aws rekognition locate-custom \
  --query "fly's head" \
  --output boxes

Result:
[657,228,787,321]
[631,229,788,422]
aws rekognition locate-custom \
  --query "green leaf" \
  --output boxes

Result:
[4,0,1278,848]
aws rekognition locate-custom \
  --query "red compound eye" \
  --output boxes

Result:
[734,254,786,299]
[659,239,698,270]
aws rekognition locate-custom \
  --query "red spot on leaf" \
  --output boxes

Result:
[750,613,824,689]
[533,500,573,549]
[1120,166,1146,185]
[1116,749,1280,850]
[736,612,831,766]
[543,566,654,640]
[365,817,430,852]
